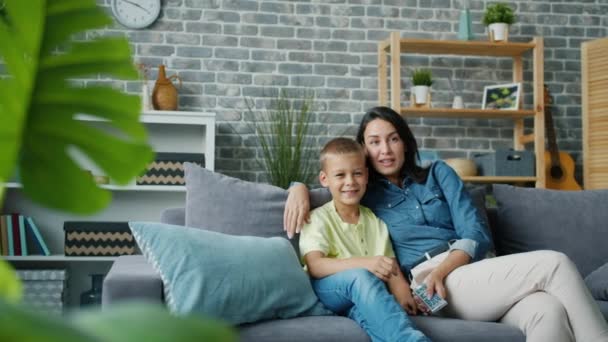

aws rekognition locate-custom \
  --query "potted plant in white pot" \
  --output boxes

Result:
[411,69,433,106]
[483,3,515,42]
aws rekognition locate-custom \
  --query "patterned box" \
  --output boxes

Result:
[16,269,67,315]
[136,152,205,186]
[64,221,135,257]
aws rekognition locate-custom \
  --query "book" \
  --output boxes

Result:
[5,215,14,256]
[10,214,22,256]
[18,215,28,256]
[0,215,7,255]
[25,217,50,256]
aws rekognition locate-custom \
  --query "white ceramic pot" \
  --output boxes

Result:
[452,95,464,109]
[141,83,151,111]
[413,86,429,104]
[489,23,508,41]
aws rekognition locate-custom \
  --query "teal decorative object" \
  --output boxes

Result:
[458,8,474,40]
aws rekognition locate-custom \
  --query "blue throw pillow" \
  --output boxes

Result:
[129,222,331,325]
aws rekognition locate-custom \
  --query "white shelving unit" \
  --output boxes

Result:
[2,110,215,309]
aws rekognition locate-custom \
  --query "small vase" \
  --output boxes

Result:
[152,65,182,111]
[413,86,429,104]
[457,9,474,40]
[80,274,104,307]
[452,95,464,109]
[141,83,152,111]
[489,23,509,42]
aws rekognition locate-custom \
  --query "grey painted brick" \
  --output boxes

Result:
[241,62,276,73]
[215,48,250,60]
[205,84,241,96]
[128,31,164,43]
[418,0,450,8]
[138,45,175,56]
[216,158,242,170]
[570,15,601,26]
[350,65,378,77]
[331,5,365,17]
[367,30,392,41]
[203,11,240,23]
[326,53,360,64]
[315,88,350,100]
[260,2,294,14]
[314,41,348,52]
[421,21,451,32]
[186,22,221,34]
[552,3,584,14]
[203,60,239,72]
[554,27,585,37]
[382,0,415,6]
[401,8,434,20]
[433,127,466,137]
[185,0,220,9]
[176,46,212,58]
[254,74,289,86]
[544,37,567,48]
[178,83,204,95]
[328,77,361,89]
[241,37,275,49]
[280,15,315,27]
[519,3,551,13]
[150,21,184,32]
[218,73,252,85]
[328,101,362,113]
[319,112,352,124]
[179,95,217,108]
[290,76,325,87]
[165,8,202,20]
[349,42,377,53]
[167,33,201,45]
[177,71,215,83]
[351,90,377,101]
[243,86,280,98]
[316,16,350,28]
[170,58,201,70]
[537,14,568,26]
[554,49,581,60]
[386,19,419,31]
[329,125,358,136]
[278,39,312,50]
[242,13,278,25]
[219,147,256,159]
[221,0,258,11]
[457,139,490,150]
[423,138,457,149]
[333,29,366,40]
[288,51,323,63]
[260,26,295,38]
[314,64,348,76]
[252,50,286,61]
[218,97,248,110]
[203,35,238,46]
[224,24,259,35]
[367,6,399,18]
[297,28,331,39]
[351,18,384,29]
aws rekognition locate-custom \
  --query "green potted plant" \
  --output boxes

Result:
[245,90,316,189]
[482,3,516,42]
[411,69,433,105]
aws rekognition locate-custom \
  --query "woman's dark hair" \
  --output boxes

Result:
[356,106,429,183]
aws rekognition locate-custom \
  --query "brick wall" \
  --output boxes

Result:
[89,0,607,183]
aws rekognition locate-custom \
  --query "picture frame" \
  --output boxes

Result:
[482,83,521,110]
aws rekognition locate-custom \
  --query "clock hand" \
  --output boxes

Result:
[121,0,151,15]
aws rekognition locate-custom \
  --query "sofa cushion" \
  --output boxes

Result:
[492,184,608,277]
[184,163,295,248]
[586,263,608,300]
[129,221,331,325]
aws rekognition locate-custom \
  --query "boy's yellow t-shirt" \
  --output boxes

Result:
[299,201,395,263]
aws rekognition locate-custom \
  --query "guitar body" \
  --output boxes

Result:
[544,151,582,190]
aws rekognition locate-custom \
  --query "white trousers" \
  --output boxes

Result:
[411,250,608,342]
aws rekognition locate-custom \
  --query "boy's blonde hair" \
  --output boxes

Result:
[320,137,364,170]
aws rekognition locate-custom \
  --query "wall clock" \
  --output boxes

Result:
[111,0,161,29]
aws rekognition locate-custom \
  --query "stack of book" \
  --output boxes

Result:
[0,214,51,256]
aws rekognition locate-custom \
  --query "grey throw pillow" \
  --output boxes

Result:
[585,263,608,301]
[493,184,608,277]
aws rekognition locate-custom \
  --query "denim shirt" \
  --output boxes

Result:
[361,160,493,273]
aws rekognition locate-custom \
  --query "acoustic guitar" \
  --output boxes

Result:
[543,86,582,190]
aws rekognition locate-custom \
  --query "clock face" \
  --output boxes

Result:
[111,0,161,29]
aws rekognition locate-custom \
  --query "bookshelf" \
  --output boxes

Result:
[2,110,215,309]
[378,33,545,188]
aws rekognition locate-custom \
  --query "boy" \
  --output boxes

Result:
[299,137,430,342]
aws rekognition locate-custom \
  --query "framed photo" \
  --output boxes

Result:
[482,83,521,110]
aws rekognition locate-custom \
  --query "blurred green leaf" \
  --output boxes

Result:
[0,260,22,303]
[0,0,153,213]
[72,303,238,342]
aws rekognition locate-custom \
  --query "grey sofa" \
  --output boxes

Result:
[103,180,608,342]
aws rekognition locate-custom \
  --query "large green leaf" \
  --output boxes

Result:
[0,261,22,304]
[0,0,153,213]
[72,303,237,342]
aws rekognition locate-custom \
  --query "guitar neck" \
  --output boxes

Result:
[544,88,560,166]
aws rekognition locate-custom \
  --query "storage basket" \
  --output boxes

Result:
[64,221,135,257]
[473,149,535,176]
[136,152,205,185]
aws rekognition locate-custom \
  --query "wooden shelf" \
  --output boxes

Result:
[380,38,536,57]
[4,182,186,192]
[400,108,536,119]
[3,255,118,262]
[461,176,536,183]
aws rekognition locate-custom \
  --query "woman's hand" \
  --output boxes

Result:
[283,183,311,239]
[423,271,447,300]
[366,256,399,282]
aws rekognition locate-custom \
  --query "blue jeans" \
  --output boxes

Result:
[312,268,430,342]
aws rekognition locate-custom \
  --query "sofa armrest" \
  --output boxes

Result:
[102,255,164,308]
[161,207,186,226]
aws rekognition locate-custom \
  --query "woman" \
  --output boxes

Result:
[285,106,608,342]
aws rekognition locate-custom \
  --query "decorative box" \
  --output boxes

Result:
[64,221,135,257]
[473,149,535,176]
[16,269,67,315]
[136,152,205,186]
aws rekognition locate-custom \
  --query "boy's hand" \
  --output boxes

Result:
[397,288,419,315]
[366,256,399,282]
